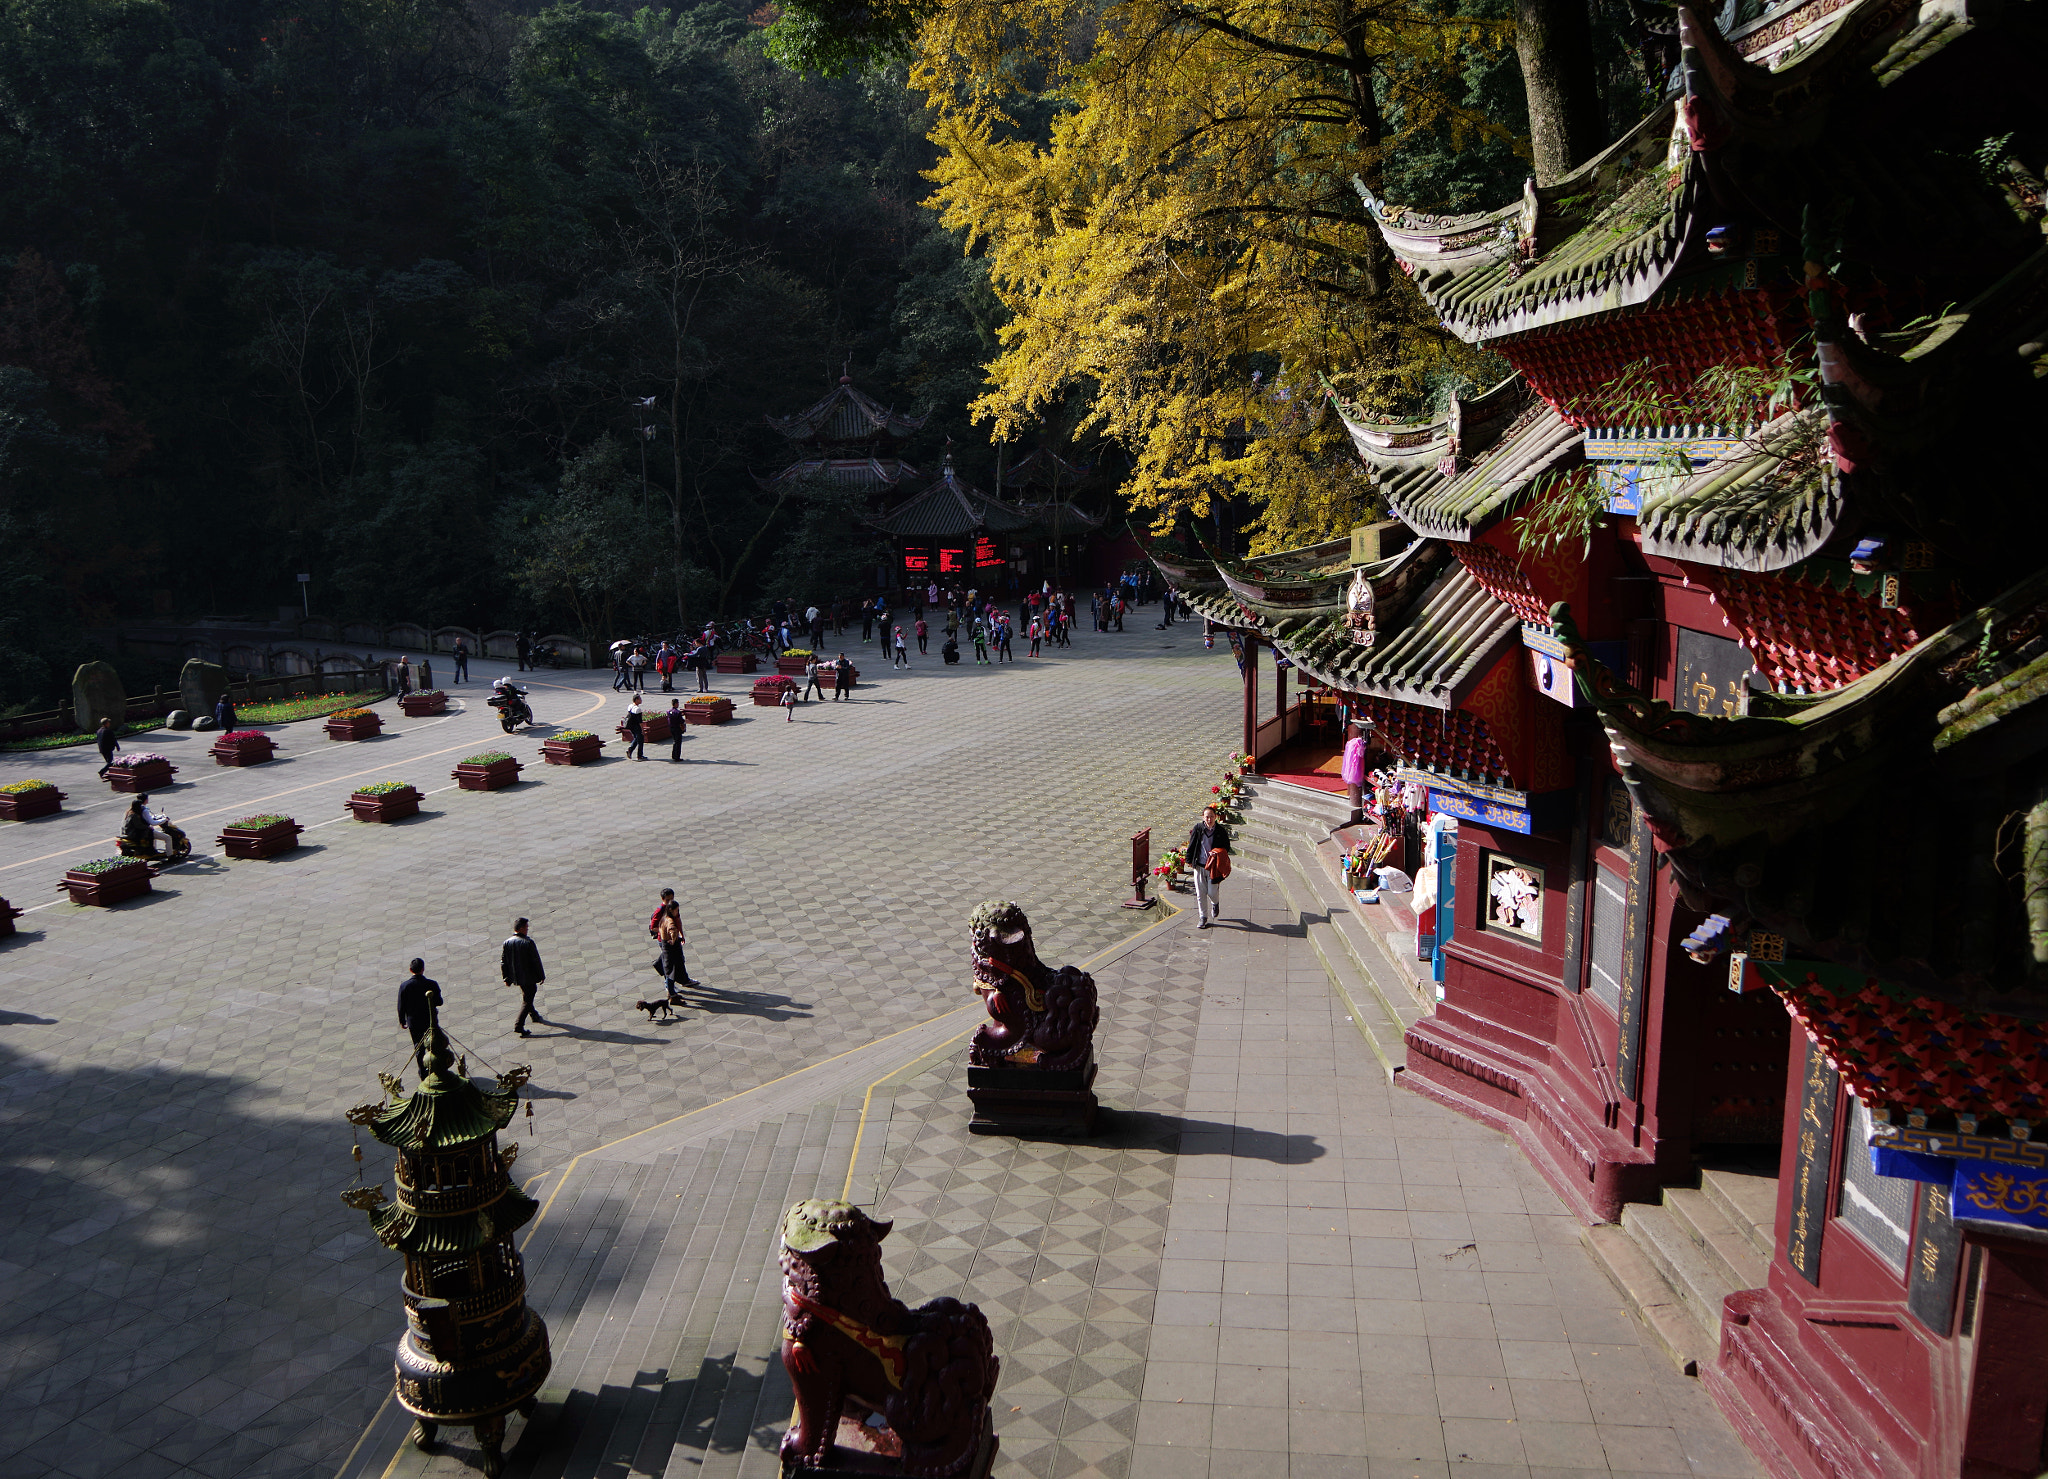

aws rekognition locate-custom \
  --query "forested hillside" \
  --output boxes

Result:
[0,0,1000,704]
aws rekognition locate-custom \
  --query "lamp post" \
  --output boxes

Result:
[296,573,311,619]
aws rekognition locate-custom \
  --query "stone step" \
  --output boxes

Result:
[1582,1222,1707,1377]
[1621,1201,1738,1344]
[1241,779,1351,829]
[1701,1167,1778,1263]
[1267,850,1408,1082]
[1664,1186,1768,1293]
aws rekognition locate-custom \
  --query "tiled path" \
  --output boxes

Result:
[361,877,1756,1479]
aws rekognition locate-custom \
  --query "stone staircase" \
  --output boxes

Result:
[1230,777,1432,1081]
[1583,1167,1778,1376]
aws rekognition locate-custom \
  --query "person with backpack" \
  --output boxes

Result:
[1188,804,1233,928]
[649,889,696,999]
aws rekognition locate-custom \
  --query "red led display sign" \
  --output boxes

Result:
[902,544,932,573]
[939,546,965,574]
[974,536,1003,569]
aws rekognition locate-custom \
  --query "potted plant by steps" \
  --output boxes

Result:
[209,729,278,766]
[0,896,21,937]
[714,651,757,674]
[216,813,304,859]
[775,648,814,677]
[345,780,421,822]
[398,688,447,717]
[1153,845,1191,893]
[616,710,673,746]
[105,753,176,793]
[60,856,153,906]
[540,729,603,766]
[0,778,66,821]
[451,750,524,791]
[682,696,733,726]
[324,707,384,741]
[750,675,796,707]
[1231,750,1255,777]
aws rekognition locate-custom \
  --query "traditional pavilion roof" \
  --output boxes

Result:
[999,447,1090,493]
[767,376,927,446]
[1635,407,1840,571]
[1274,562,1522,710]
[1335,374,1527,470]
[1211,534,1446,625]
[871,458,1037,538]
[1132,528,1225,592]
[1552,563,2048,1014]
[754,456,920,493]
[363,1038,522,1153]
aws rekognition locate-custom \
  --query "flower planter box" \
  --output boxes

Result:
[106,760,175,794]
[398,691,447,717]
[325,712,384,741]
[0,896,20,937]
[774,656,812,676]
[451,758,524,791]
[714,653,757,674]
[541,735,604,766]
[0,786,64,821]
[751,676,796,707]
[346,786,421,823]
[210,733,277,767]
[819,660,859,688]
[616,712,674,745]
[60,860,152,907]
[682,698,733,726]
[216,819,303,859]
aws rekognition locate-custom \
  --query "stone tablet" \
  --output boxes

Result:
[70,660,126,735]
[179,658,228,717]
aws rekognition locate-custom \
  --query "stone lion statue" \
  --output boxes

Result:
[777,1199,999,1478]
[966,900,1099,1073]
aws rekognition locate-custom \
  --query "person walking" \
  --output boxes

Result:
[452,636,470,684]
[996,618,1014,663]
[94,716,120,777]
[1187,805,1233,928]
[694,642,714,692]
[915,617,928,655]
[1027,617,1042,657]
[861,603,874,641]
[781,680,798,720]
[624,694,647,759]
[650,888,696,998]
[892,626,909,668]
[971,618,989,665]
[213,690,237,732]
[396,656,413,695]
[803,654,826,702]
[629,646,649,691]
[667,697,686,760]
[516,632,532,672]
[502,920,548,1036]
[833,653,854,701]
[398,958,445,1070]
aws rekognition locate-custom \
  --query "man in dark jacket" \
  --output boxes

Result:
[213,692,237,732]
[502,918,548,1036]
[397,959,444,1073]
[1187,805,1233,928]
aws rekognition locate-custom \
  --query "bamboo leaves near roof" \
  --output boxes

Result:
[1636,407,1840,571]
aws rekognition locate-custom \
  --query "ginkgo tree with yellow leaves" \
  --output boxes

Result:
[769,0,1624,552]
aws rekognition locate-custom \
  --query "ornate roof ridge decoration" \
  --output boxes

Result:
[1213,537,1448,625]
[1355,104,1694,345]
[1636,406,1842,571]
[870,456,1036,538]
[1677,0,1923,147]
[1267,558,1521,711]
[766,376,928,445]
[1384,400,1585,542]
[1333,374,1528,470]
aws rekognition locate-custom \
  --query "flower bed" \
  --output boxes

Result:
[541,729,603,766]
[774,654,813,677]
[0,779,65,821]
[105,755,176,793]
[714,653,757,674]
[60,856,152,906]
[398,689,447,716]
[324,707,384,741]
[682,696,733,726]
[345,781,420,822]
[238,688,383,725]
[617,711,674,745]
[452,750,525,791]
[216,813,303,859]
[210,729,278,767]
[751,675,796,707]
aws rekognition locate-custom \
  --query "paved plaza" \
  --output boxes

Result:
[0,628,1756,1479]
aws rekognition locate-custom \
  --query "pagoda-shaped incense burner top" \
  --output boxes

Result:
[343,1009,549,1476]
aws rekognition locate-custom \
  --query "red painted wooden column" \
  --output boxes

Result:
[1961,1236,2048,1477]
[1242,633,1259,763]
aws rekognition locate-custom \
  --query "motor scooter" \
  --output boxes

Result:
[115,812,192,865]
[488,683,535,733]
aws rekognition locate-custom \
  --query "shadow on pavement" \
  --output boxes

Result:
[1095,1109,1326,1163]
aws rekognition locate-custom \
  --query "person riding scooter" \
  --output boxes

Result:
[488,677,534,732]
[116,794,191,863]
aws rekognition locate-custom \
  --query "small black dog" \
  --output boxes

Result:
[635,999,677,1021]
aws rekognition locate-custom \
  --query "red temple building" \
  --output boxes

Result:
[1153,0,2048,1471]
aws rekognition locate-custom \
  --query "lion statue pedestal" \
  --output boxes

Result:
[964,900,1100,1138]
[777,1200,999,1479]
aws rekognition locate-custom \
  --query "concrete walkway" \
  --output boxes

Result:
[352,877,1756,1479]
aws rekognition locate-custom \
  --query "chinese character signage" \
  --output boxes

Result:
[1786,1040,1840,1284]
[1674,626,1759,719]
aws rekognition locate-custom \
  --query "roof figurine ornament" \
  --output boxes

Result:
[343,1001,547,1477]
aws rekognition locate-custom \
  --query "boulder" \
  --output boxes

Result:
[165,710,192,730]
[179,659,228,717]
[192,716,217,731]
[71,661,126,736]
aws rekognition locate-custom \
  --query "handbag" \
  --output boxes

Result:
[1205,847,1232,883]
